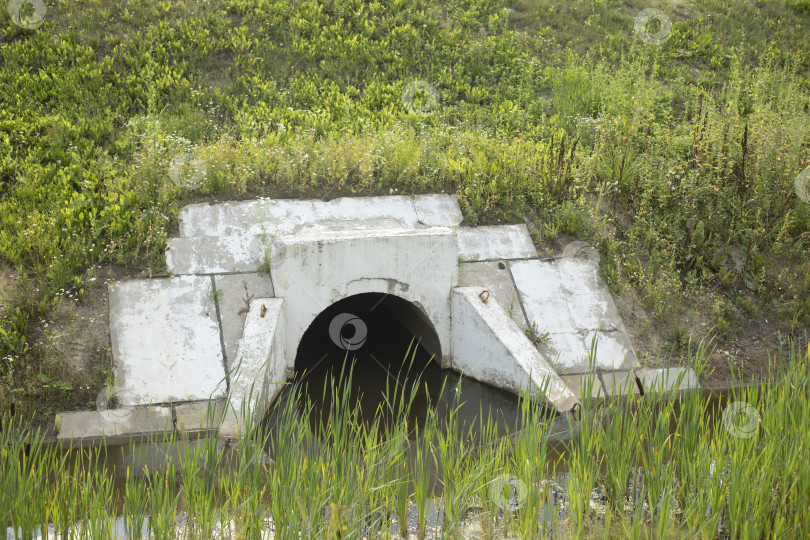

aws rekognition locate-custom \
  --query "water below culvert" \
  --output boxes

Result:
[5,382,773,539]
[279,291,536,438]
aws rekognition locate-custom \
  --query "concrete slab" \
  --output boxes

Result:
[457,261,529,332]
[413,194,462,227]
[457,225,537,261]
[213,273,275,370]
[510,257,636,372]
[178,196,420,238]
[56,407,173,445]
[222,298,286,437]
[635,367,700,396]
[109,276,227,405]
[271,227,458,370]
[450,287,578,413]
[165,233,260,275]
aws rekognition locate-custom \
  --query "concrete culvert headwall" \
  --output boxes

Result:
[64,195,679,445]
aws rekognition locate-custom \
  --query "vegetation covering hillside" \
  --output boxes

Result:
[1,0,809,424]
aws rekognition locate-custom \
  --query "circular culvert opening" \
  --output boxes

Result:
[291,293,443,432]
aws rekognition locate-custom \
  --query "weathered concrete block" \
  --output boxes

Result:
[271,227,458,370]
[179,199,267,237]
[214,273,275,370]
[457,225,537,262]
[635,367,701,396]
[510,258,636,372]
[57,407,173,445]
[221,298,285,438]
[109,276,227,405]
[451,287,578,413]
[413,194,462,227]
[179,196,421,238]
[457,261,530,332]
[170,196,456,275]
[166,233,261,275]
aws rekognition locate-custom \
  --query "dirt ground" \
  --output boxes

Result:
[0,262,17,317]
[31,264,129,373]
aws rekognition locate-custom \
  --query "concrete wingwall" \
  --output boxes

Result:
[450,287,579,412]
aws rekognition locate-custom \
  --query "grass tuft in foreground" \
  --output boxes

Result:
[1,341,809,538]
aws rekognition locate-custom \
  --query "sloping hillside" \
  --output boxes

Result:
[1,0,809,425]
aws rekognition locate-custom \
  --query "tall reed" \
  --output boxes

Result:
[1,340,809,538]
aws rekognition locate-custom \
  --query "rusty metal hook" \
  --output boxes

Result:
[571,402,582,422]
[479,290,490,303]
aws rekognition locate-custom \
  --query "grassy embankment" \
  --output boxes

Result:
[1,0,809,423]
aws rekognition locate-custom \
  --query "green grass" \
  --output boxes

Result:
[0,0,809,423]
[1,341,809,538]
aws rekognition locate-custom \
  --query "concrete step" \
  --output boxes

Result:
[457,224,537,262]
[165,194,463,275]
[166,233,261,275]
[450,286,579,413]
[635,367,701,397]
[56,406,173,446]
[177,194,461,237]
[166,221,535,276]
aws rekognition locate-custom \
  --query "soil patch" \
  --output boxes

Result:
[32,264,144,374]
[0,262,18,317]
